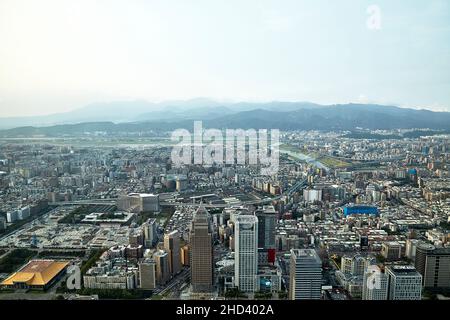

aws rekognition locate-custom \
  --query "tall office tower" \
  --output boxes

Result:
[164,230,181,276]
[138,258,156,289]
[143,218,158,248]
[415,243,450,289]
[256,206,277,265]
[153,250,170,285]
[362,265,388,300]
[415,242,435,283]
[234,215,259,292]
[189,206,214,293]
[289,249,322,300]
[386,265,422,300]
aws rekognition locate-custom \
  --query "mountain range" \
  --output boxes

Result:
[0,99,450,137]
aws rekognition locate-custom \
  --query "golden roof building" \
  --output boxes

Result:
[1,259,69,290]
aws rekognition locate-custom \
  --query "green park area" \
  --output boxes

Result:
[0,248,36,274]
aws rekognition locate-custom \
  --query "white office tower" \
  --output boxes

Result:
[289,249,322,300]
[386,265,422,300]
[362,265,388,300]
[234,215,258,292]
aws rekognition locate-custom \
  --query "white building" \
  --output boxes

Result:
[289,249,322,300]
[17,206,30,220]
[303,189,322,203]
[234,215,258,292]
[386,265,422,300]
[405,239,419,261]
[6,210,18,223]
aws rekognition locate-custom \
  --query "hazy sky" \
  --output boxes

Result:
[0,0,449,117]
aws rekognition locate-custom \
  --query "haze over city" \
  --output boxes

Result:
[1,0,450,117]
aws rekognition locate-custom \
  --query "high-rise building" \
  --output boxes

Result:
[341,256,353,274]
[256,206,277,265]
[289,249,322,300]
[256,206,276,250]
[143,218,158,248]
[138,258,156,289]
[164,230,181,276]
[351,254,366,276]
[235,215,258,292]
[415,243,450,289]
[0,216,6,230]
[415,242,435,281]
[153,250,170,285]
[386,265,422,300]
[405,239,420,261]
[362,265,388,300]
[189,206,213,293]
[381,241,403,261]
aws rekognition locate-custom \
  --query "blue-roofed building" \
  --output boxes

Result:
[343,205,378,217]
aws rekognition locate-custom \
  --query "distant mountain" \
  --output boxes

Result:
[0,101,450,137]
[203,104,450,130]
[0,99,323,129]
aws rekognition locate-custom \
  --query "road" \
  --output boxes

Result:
[153,267,190,298]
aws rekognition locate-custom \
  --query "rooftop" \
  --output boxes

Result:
[1,259,69,286]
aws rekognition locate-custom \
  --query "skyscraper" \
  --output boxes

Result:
[386,265,422,300]
[415,243,450,289]
[256,206,277,265]
[138,258,156,290]
[164,230,181,276]
[234,215,258,292]
[143,218,158,248]
[189,206,213,293]
[153,250,170,285]
[289,249,322,300]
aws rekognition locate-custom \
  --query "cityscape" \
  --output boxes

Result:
[0,1,449,313]
[0,127,448,301]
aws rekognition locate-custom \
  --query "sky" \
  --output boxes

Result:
[0,0,449,117]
